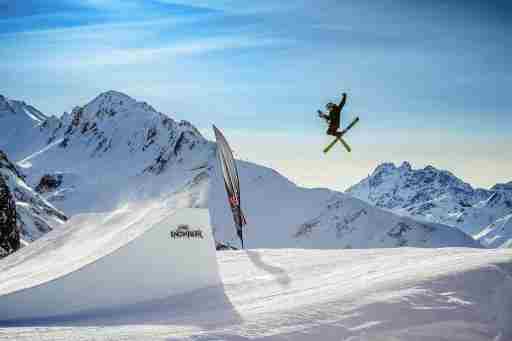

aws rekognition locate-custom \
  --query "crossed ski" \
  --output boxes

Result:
[323,116,359,153]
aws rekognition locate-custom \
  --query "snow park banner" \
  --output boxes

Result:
[213,125,247,248]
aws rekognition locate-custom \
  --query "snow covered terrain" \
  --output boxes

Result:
[476,214,512,248]
[0,151,66,243]
[347,162,512,241]
[0,193,509,339]
[0,246,510,340]
[210,165,480,249]
[0,206,218,321]
[0,91,479,249]
[0,91,509,339]
[10,90,213,216]
[0,94,58,162]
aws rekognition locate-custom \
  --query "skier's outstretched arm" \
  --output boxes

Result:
[318,110,329,120]
[338,93,347,111]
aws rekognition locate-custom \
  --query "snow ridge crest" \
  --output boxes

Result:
[347,161,512,241]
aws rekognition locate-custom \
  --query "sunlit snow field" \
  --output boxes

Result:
[1,247,511,341]
[1,92,511,340]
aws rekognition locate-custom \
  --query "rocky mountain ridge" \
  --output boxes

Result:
[0,150,67,245]
[347,162,512,245]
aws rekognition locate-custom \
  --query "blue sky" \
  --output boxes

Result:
[1,0,511,190]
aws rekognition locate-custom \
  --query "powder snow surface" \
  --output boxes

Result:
[0,247,510,340]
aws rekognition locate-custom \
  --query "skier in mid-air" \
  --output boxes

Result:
[318,93,359,153]
[318,92,347,137]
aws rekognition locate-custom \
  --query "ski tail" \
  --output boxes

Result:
[323,138,339,153]
[323,116,359,153]
[340,116,359,135]
[339,137,351,152]
[323,136,352,153]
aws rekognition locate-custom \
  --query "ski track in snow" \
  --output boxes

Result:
[21,107,43,124]
[17,138,64,168]
[0,248,511,341]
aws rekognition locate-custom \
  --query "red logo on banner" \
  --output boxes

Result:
[229,195,239,206]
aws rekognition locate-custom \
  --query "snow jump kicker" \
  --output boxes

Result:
[0,208,220,323]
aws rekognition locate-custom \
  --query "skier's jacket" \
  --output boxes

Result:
[326,93,346,136]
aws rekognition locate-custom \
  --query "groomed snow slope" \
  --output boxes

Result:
[0,206,219,322]
[1,248,511,340]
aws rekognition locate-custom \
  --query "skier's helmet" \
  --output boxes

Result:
[325,102,336,111]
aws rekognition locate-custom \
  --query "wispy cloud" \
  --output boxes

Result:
[2,0,510,189]
[77,0,141,10]
[0,15,197,39]
[153,0,304,14]
[52,36,284,67]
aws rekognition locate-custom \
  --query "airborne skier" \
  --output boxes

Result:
[318,93,359,153]
[318,93,347,136]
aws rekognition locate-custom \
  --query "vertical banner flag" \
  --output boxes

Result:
[213,125,247,248]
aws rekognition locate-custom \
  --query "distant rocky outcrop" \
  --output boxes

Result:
[0,150,67,244]
[35,174,63,194]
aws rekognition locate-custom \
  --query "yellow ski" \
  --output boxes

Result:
[323,136,351,153]
[323,117,359,153]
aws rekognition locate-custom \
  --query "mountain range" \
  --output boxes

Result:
[2,91,505,254]
[347,162,512,247]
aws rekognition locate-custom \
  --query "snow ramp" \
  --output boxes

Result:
[0,206,220,322]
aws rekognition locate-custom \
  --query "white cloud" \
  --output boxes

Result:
[49,36,282,68]
[153,0,304,14]
[77,0,142,10]
[0,14,199,40]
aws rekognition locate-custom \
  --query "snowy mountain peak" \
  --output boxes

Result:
[351,161,477,209]
[371,161,412,177]
[372,162,396,174]
[98,90,132,99]
[491,182,512,192]
[399,161,412,171]
[73,90,159,125]
[0,94,47,123]
[25,92,214,180]
[0,95,15,116]
[91,90,147,108]
[56,91,189,147]
[0,95,53,160]
[11,91,214,214]
[347,161,512,239]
